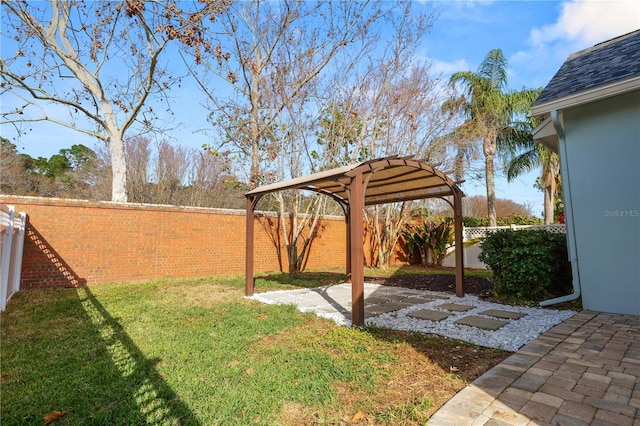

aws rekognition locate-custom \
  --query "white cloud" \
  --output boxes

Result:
[431,58,471,77]
[530,0,640,48]
[510,0,639,87]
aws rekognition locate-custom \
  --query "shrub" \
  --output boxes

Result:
[461,214,543,227]
[496,214,543,226]
[462,216,488,227]
[402,218,454,267]
[478,229,572,300]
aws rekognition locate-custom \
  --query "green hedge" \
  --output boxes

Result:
[478,229,572,300]
[462,214,543,227]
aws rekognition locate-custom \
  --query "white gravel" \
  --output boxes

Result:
[248,283,576,352]
[365,293,575,352]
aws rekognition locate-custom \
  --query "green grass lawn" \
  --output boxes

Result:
[1,272,506,425]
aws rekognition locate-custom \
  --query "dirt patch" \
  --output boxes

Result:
[332,342,469,424]
[343,329,509,424]
[365,272,494,298]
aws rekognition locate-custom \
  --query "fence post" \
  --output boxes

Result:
[1,206,16,311]
[1,206,26,311]
[11,212,26,294]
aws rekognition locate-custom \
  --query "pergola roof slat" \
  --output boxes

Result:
[245,156,462,205]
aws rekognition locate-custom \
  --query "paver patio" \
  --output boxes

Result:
[428,310,640,425]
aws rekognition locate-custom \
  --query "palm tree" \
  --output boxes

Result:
[448,49,540,226]
[506,141,560,224]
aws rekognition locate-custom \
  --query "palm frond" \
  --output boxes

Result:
[479,49,507,91]
[506,148,540,181]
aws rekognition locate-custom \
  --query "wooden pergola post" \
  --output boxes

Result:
[453,189,465,297]
[345,208,352,283]
[245,196,255,296]
[348,173,365,326]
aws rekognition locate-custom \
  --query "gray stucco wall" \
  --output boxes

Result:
[562,90,640,315]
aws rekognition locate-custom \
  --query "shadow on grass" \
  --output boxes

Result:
[0,286,201,425]
[253,265,493,297]
[255,270,347,290]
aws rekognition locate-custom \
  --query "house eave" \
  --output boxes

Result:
[532,116,559,153]
[531,75,640,117]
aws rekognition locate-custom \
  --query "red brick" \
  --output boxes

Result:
[1,195,366,287]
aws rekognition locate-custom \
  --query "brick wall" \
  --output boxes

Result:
[0,196,348,288]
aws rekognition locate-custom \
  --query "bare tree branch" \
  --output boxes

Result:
[1,0,229,202]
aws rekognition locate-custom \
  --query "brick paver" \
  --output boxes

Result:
[428,311,640,425]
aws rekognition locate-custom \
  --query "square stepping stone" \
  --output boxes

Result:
[403,296,436,304]
[455,316,508,330]
[364,296,390,304]
[365,304,405,316]
[480,309,526,320]
[366,301,412,311]
[436,303,474,312]
[408,309,453,321]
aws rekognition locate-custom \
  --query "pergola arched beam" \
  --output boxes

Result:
[244,155,465,326]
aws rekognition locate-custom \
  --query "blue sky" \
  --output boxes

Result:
[420,0,639,214]
[2,0,639,216]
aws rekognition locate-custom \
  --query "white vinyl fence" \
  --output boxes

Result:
[463,224,566,242]
[1,204,26,311]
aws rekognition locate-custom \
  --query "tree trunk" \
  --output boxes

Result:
[542,159,558,224]
[484,136,497,227]
[454,144,465,182]
[419,248,427,267]
[544,182,554,224]
[248,55,262,190]
[109,134,128,203]
[287,243,298,275]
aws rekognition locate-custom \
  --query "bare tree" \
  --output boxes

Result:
[186,0,385,189]
[153,141,189,205]
[124,137,153,204]
[182,149,244,209]
[183,0,392,273]
[120,136,244,208]
[461,195,533,219]
[315,5,455,268]
[0,138,32,195]
[1,0,228,202]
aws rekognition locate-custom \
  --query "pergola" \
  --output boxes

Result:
[244,156,465,326]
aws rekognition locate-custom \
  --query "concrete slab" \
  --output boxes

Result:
[481,309,527,320]
[455,316,509,330]
[366,304,407,315]
[364,296,392,304]
[437,303,475,312]
[408,309,454,321]
[383,301,414,310]
[404,296,437,304]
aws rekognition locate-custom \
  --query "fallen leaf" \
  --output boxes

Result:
[245,367,255,375]
[352,410,367,422]
[44,410,68,425]
[252,416,260,423]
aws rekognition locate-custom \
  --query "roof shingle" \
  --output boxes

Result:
[534,30,640,106]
